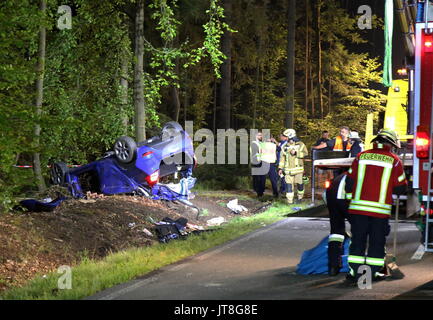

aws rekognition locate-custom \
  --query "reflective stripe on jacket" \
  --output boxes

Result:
[346,144,407,218]
[250,140,263,165]
[278,140,308,175]
[333,135,352,152]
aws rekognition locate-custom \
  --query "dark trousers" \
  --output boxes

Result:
[326,189,349,269]
[268,163,279,196]
[348,214,390,278]
[279,176,287,194]
[252,173,266,197]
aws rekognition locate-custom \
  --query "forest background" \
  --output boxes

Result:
[0,0,394,208]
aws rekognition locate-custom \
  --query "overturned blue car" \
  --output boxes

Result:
[50,122,196,198]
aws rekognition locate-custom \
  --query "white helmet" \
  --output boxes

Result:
[283,129,296,139]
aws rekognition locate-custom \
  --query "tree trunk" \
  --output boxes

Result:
[171,86,181,122]
[285,0,296,128]
[328,77,332,114]
[305,0,310,113]
[253,32,263,130]
[133,0,146,141]
[183,74,188,124]
[253,63,259,129]
[213,81,217,134]
[316,0,323,119]
[120,50,129,133]
[310,63,315,118]
[33,0,47,192]
[219,0,232,130]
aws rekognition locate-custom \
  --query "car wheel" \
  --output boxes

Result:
[51,162,68,186]
[114,136,137,164]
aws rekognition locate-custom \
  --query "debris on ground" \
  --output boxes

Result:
[0,190,266,292]
[206,217,226,227]
[227,199,248,214]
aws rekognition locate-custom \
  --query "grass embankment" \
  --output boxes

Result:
[1,200,314,300]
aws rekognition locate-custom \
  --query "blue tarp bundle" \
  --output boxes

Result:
[19,196,68,212]
[296,236,350,275]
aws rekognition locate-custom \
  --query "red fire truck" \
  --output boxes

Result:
[402,0,433,252]
[312,1,433,252]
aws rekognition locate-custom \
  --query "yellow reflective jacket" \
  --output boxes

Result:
[278,140,308,175]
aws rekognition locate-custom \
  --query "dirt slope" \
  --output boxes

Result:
[0,192,269,291]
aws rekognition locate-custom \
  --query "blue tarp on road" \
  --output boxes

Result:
[296,236,350,275]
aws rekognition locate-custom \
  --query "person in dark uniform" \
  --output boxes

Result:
[324,171,351,276]
[265,136,280,198]
[312,126,351,152]
[251,132,265,197]
[314,130,330,147]
[348,131,363,158]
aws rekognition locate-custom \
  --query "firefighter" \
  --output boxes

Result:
[344,129,408,284]
[278,129,308,204]
[348,131,363,157]
[324,171,351,276]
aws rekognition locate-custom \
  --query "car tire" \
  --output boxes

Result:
[113,136,137,164]
[51,162,68,186]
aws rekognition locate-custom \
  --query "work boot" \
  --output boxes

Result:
[373,272,388,282]
[339,274,357,287]
[328,266,340,276]
[328,240,343,274]
[286,192,294,204]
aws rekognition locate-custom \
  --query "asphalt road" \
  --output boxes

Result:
[89,209,433,300]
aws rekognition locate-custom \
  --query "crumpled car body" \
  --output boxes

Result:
[51,122,196,198]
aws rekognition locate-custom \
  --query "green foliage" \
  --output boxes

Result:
[0,0,388,204]
[194,164,250,190]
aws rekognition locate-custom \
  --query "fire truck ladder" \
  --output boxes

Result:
[426,131,433,252]
[426,55,433,252]
[422,0,433,252]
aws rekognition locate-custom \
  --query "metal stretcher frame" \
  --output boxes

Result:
[311,158,354,203]
[311,157,413,203]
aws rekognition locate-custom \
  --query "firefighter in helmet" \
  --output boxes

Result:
[344,129,407,284]
[278,129,308,204]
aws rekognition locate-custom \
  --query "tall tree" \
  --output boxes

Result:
[285,0,296,128]
[33,0,47,192]
[219,0,232,129]
[315,0,324,119]
[304,0,310,113]
[133,0,146,141]
[120,46,130,133]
